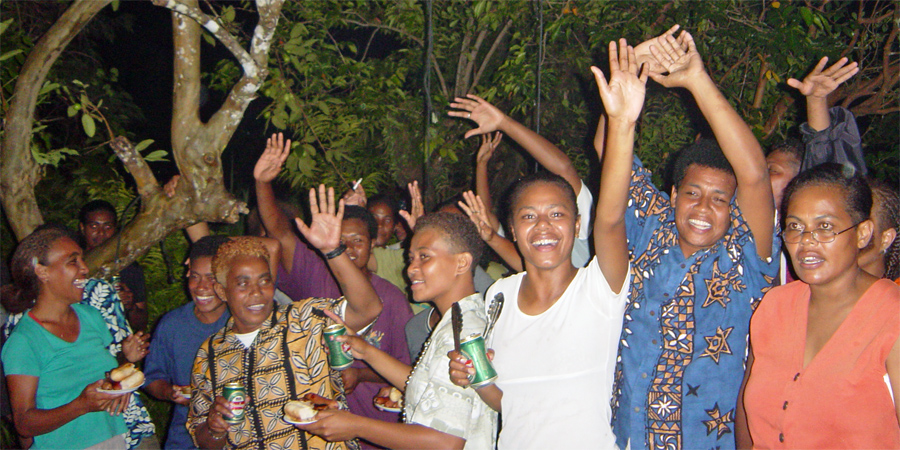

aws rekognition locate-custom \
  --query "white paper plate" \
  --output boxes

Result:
[98,382,143,395]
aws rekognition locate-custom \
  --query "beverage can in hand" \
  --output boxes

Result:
[460,333,498,388]
[324,324,354,370]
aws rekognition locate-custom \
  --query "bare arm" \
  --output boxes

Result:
[7,376,126,438]
[592,39,647,291]
[324,310,411,389]
[474,132,502,220]
[788,56,859,132]
[295,186,381,331]
[887,336,900,426]
[449,95,582,195]
[734,344,754,449]
[458,192,522,272]
[301,410,465,450]
[650,31,774,258]
[145,379,189,406]
[254,133,297,272]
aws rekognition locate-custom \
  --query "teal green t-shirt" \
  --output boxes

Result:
[1,303,127,449]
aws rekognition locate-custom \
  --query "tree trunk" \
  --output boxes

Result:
[0,0,113,241]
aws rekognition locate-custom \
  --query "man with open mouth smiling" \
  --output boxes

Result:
[606,27,780,450]
[143,235,231,449]
[187,185,382,450]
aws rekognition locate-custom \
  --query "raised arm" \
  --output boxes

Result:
[449,95,582,195]
[294,185,382,331]
[789,57,866,174]
[458,191,523,272]
[788,56,859,132]
[592,39,647,290]
[253,133,297,272]
[474,132,503,226]
[649,31,774,258]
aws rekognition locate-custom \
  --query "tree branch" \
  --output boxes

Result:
[152,0,258,78]
[461,29,488,93]
[469,20,513,94]
[0,0,112,240]
[109,137,159,198]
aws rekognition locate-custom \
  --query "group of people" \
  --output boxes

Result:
[0,24,897,450]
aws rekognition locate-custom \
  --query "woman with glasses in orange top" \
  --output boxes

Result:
[737,163,900,449]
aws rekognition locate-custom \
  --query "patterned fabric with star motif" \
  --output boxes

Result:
[187,299,359,450]
[610,157,780,450]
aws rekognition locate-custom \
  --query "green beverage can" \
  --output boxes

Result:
[223,381,247,424]
[460,333,498,389]
[323,324,354,370]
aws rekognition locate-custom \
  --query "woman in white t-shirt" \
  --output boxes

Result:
[449,40,644,449]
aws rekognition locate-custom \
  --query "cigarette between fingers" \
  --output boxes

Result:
[352,178,363,190]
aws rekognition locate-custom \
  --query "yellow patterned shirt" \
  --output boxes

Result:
[187,299,358,450]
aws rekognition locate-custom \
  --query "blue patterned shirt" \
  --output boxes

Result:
[611,158,779,450]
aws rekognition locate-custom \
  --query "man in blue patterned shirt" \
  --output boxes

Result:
[607,28,779,450]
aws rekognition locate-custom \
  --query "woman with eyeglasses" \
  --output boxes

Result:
[736,163,900,448]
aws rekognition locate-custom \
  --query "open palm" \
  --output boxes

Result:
[254,133,290,183]
[787,56,858,99]
[594,39,647,124]
[296,185,343,253]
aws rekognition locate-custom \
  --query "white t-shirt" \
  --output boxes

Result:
[404,294,498,449]
[498,180,593,268]
[487,257,629,449]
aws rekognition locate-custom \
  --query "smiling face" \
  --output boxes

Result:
[37,237,89,304]
[672,164,737,258]
[407,228,468,305]
[767,151,801,211]
[341,218,374,271]
[80,209,117,250]
[368,202,396,247]
[215,255,275,334]
[188,256,226,323]
[509,181,579,271]
[785,185,872,287]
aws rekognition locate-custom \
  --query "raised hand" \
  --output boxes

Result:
[476,132,503,166]
[648,31,705,89]
[122,331,150,362]
[787,56,859,99]
[254,133,291,183]
[458,191,496,242]
[341,180,367,207]
[398,180,424,230]
[448,95,506,139]
[633,24,682,74]
[295,185,343,253]
[592,39,648,124]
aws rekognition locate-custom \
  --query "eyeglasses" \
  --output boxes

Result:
[783,223,860,244]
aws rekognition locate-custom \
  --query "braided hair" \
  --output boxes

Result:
[1,226,79,314]
[870,179,900,280]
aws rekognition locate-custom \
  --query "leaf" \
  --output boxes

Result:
[799,7,813,28]
[144,150,169,162]
[111,0,119,11]
[82,114,96,138]
[0,49,22,62]
[67,105,79,117]
[222,7,235,23]
[0,18,13,36]
[134,139,154,152]
[202,31,216,46]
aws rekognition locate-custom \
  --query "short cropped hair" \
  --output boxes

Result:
[767,139,804,167]
[414,212,484,272]
[672,139,735,189]
[343,205,378,240]
[78,200,117,225]
[369,194,400,217]
[189,235,232,261]
[212,237,270,285]
[782,163,872,225]
[505,171,577,228]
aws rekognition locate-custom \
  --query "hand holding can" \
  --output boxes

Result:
[459,334,497,388]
